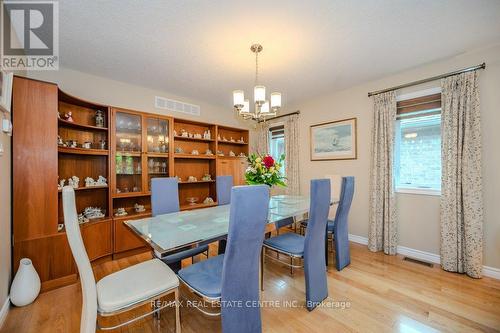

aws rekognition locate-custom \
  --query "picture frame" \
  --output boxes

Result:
[0,70,14,113]
[310,117,357,160]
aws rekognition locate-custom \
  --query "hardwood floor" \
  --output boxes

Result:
[2,241,500,333]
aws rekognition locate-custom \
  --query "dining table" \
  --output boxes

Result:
[124,195,312,259]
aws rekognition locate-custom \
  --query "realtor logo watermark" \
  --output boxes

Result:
[1,0,59,70]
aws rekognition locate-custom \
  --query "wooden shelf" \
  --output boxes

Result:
[174,136,214,142]
[180,202,218,211]
[116,151,141,157]
[218,140,248,145]
[58,118,108,131]
[58,185,108,192]
[179,180,215,184]
[58,146,109,156]
[174,154,216,160]
[146,152,169,158]
[113,210,151,220]
[113,192,151,198]
[217,155,247,159]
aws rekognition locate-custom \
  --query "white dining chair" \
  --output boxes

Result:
[62,186,181,333]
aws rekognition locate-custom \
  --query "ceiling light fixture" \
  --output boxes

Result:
[233,44,281,121]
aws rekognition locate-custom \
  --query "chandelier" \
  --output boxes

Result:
[233,44,281,121]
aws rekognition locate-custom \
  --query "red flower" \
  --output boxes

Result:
[263,155,275,168]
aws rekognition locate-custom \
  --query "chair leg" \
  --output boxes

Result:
[260,249,264,292]
[290,257,294,275]
[175,288,181,333]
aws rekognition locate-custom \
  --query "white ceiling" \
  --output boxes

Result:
[59,0,500,108]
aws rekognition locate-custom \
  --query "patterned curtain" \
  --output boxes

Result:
[284,114,300,195]
[255,122,269,155]
[440,71,483,278]
[368,91,398,255]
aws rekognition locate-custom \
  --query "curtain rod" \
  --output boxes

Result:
[258,110,300,123]
[367,62,486,97]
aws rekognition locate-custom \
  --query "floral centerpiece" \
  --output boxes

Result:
[245,153,286,187]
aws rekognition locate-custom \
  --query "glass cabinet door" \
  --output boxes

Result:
[146,117,169,153]
[115,112,143,194]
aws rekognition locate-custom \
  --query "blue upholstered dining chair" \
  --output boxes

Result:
[178,185,270,332]
[151,177,209,272]
[330,176,355,271]
[216,175,233,205]
[263,179,331,311]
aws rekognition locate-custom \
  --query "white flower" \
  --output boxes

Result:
[246,166,257,174]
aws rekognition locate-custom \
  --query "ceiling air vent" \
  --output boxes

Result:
[155,96,200,116]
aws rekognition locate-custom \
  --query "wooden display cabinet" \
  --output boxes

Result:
[110,108,174,254]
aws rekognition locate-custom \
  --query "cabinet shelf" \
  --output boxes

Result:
[174,154,216,160]
[113,192,151,198]
[113,210,152,220]
[58,185,108,192]
[58,146,109,156]
[218,140,248,145]
[146,152,169,157]
[180,202,218,211]
[179,180,215,184]
[58,118,108,131]
[116,151,141,157]
[174,136,215,142]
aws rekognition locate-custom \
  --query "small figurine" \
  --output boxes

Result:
[96,175,107,186]
[115,208,128,217]
[57,224,64,232]
[64,111,74,122]
[201,174,212,181]
[68,176,80,189]
[188,176,197,182]
[239,152,246,157]
[95,110,105,128]
[230,137,235,142]
[203,197,215,204]
[222,136,228,141]
[175,147,184,153]
[239,137,245,143]
[82,141,92,149]
[194,133,202,139]
[85,177,95,187]
[134,203,146,213]
[57,135,64,146]
[83,207,105,220]
[217,150,224,156]
[205,149,213,156]
[132,186,140,192]
[218,134,221,141]
[180,129,188,137]
[78,213,89,224]
[68,140,78,148]
[189,133,194,138]
[99,140,106,150]
[58,179,65,190]
[203,130,211,140]
[173,130,177,136]
[229,150,236,157]
[191,149,199,155]
[176,176,182,182]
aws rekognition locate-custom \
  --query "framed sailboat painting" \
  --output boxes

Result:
[310,117,357,160]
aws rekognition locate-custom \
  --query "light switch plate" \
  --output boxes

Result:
[0,143,3,156]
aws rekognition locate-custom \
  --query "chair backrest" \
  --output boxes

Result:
[221,185,269,333]
[216,175,233,205]
[334,177,355,231]
[332,177,355,271]
[62,186,97,333]
[303,179,331,310]
[151,177,180,216]
[324,174,341,219]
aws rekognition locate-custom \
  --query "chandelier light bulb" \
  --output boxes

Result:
[240,99,250,114]
[254,85,266,104]
[271,92,281,109]
[233,90,244,107]
[260,101,270,114]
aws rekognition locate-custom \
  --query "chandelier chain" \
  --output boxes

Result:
[255,50,259,85]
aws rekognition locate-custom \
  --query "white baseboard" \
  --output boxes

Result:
[0,297,9,329]
[347,234,499,280]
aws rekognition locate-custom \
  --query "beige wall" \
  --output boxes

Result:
[26,67,250,129]
[288,44,500,269]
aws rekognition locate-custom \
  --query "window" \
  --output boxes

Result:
[394,93,441,195]
[269,124,285,176]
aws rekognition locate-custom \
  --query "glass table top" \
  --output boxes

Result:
[125,195,311,255]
